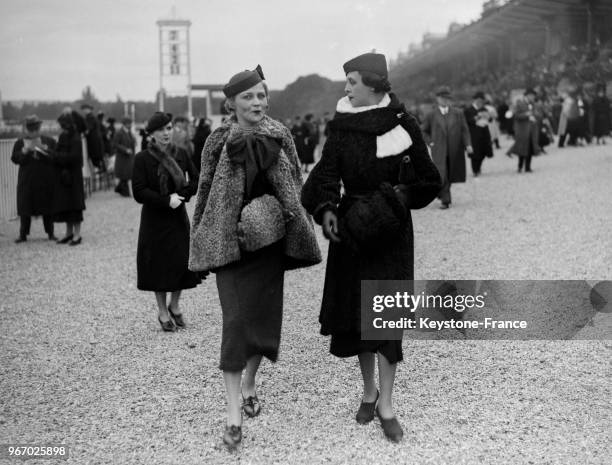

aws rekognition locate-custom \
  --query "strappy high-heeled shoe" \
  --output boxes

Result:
[158,317,176,332]
[167,305,185,328]
[241,393,261,418]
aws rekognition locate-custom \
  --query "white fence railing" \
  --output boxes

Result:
[0,139,19,220]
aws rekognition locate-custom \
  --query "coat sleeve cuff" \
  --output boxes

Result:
[312,201,337,225]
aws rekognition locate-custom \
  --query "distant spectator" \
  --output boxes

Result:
[300,113,317,172]
[507,88,540,173]
[592,84,611,144]
[97,111,112,159]
[464,91,492,176]
[53,111,86,246]
[558,91,580,147]
[170,115,194,160]
[191,117,212,171]
[11,115,58,243]
[80,103,105,171]
[112,117,136,197]
[139,128,149,152]
[422,86,473,209]
[484,98,501,149]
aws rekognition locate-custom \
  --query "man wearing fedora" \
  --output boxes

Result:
[422,86,472,209]
[11,115,58,242]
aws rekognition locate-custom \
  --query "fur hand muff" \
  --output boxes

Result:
[237,194,286,252]
[339,182,407,254]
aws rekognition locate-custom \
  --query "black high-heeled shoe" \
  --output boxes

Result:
[69,237,82,246]
[56,234,73,244]
[167,305,185,328]
[223,424,242,450]
[376,407,403,443]
[158,317,176,332]
[241,393,261,418]
[356,390,379,424]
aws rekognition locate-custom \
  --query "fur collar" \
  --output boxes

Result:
[329,93,408,135]
[336,93,391,114]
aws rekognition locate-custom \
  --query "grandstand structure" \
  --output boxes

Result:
[390,0,612,102]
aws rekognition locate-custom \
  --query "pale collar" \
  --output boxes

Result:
[336,93,391,114]
[439,106,449,114]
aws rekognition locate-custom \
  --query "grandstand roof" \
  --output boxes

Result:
[394,0,612,76]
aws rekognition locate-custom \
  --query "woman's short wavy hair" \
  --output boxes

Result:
[223,82,270,114]
[359,71,392,93]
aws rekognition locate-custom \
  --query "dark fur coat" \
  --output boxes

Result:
[301,94,442,335]
[189,116,321,273]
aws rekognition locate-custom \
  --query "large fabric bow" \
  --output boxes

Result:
[226,134,282,198]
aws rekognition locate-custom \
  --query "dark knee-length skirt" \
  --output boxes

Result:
[215,241,285,371]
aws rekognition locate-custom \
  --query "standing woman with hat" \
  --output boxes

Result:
[132,112,201,332]
[301,53,442,442]
[189,66,321,449]
[53,110,87,245]
[112,117,136,197]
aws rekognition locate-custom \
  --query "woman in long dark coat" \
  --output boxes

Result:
[11,115,57,242]
[53,111,86,245]
[507,89,540,173]
[592,86,611,144]
[112,117,136,197]
[301,53,441,443]
[132,112,201,332]
[189,66,321,449]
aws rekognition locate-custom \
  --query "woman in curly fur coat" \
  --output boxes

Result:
[189,66,321,449]
[301,53,441,443]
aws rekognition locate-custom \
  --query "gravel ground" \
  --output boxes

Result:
[0,139,611,465]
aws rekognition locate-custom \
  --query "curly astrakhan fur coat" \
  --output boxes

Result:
[189,116,322,273]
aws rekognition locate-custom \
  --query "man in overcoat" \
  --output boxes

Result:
[112,117,136,197]
[422,86,472,209]
[11,115,58,242]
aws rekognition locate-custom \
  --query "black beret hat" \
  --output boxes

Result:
[436,86,452,97]
[343,53,388,79]
[473,91,485,100]
[223,65,265,98]
[145,112,173,133]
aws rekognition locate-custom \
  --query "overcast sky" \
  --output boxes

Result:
[0,0,484,102]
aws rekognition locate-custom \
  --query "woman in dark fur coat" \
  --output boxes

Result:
[301,53,442,443]
[53,111,86,245]
[132,112,201,332]
[189,66,321,449]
